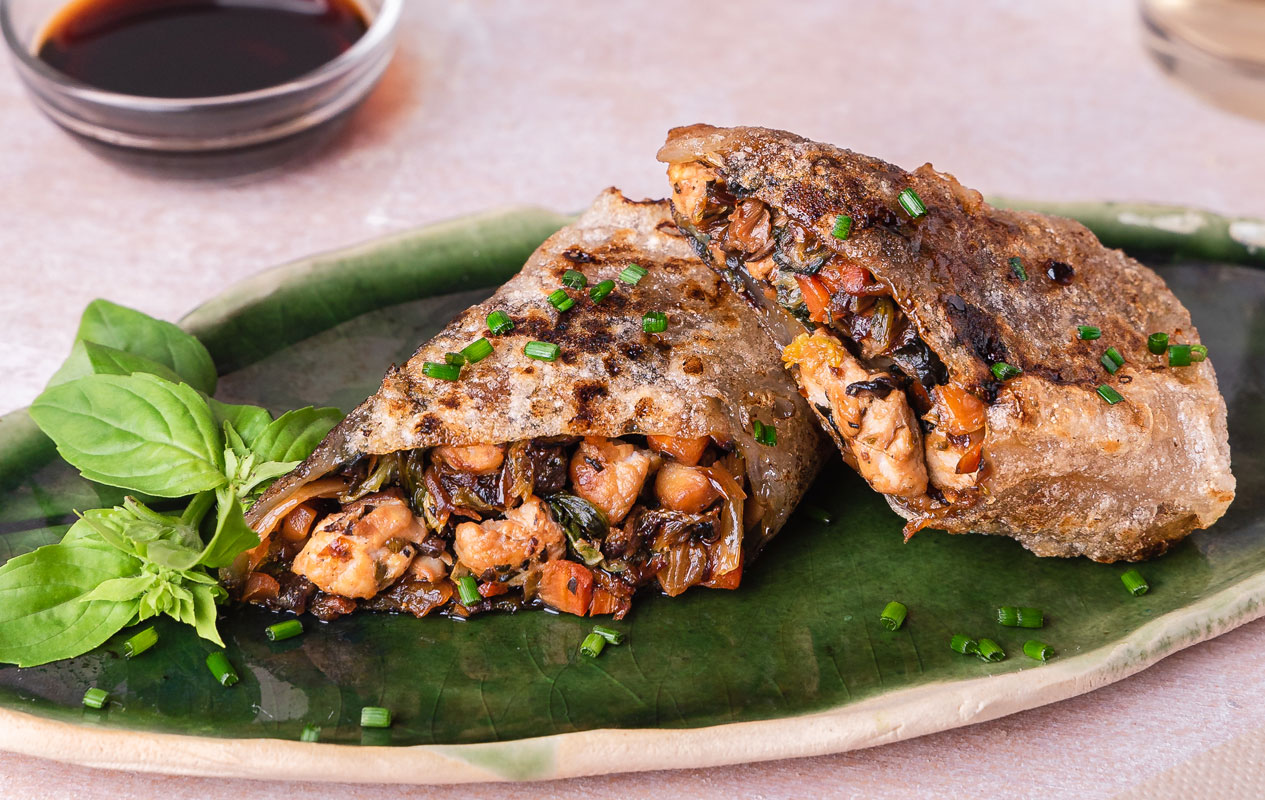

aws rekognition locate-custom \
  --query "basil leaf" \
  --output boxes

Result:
[0,543,141,667]
[191,583,224,646]
[145,540,202,571]
[79,573,158,604]
[198,488,259,569]
[236,459,299,498]
[31,373,227,497]
[76,299,217,395]
[47,340,186,388]
[207,399,271,445]
[247,407,343,463]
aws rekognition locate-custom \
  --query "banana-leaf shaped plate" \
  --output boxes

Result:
[0,201,1262,784]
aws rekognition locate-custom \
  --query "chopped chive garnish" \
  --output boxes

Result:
[548,288,576,312]
[990,362,1022,381]
[461,337,494,364]
[1077,325,1101,340]
[562,269,588,289]
[122,627,157,658]
[591,625,625,645]
[1009,257,1029,282]
[486,310,514,335]
[456,575,481,606]
[524,341,560,362]
[879,601,907,631]
[1097,384,1123,405]
[997,606,1044,628]
[642,311,668,333]
[831,214,853,240]
[580,632,606,658]
[976,638,1005,662]
[1168,344,1192,366]
[360,706,392,728]
[619,264,647,284]
[300,724,321,743]
[205,651,239,687]
[950,635,979,655]
[82,687,108,709]
[1023,640,1054,661]
[1121,569,1149,596]
[265,619,304,641]
[898,188,927,218]
[422,361,462,381]
[590,279,615,303]
[1191,344,1208,363]
[752,420,778,446]
[444,352,465,366]
[1101,347,1125,374]
[803,505,834,524]
[1148,332,1169,354]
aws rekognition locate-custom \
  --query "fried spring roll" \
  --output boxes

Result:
[234,190,826,620]
[659,124,1234,562]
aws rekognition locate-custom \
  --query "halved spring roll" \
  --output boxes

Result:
[234,189,826,620]
[659,125,1234,562]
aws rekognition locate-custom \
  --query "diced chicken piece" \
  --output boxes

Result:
[408,554,450,583]
[291,494,429,599]
[569,438,653,523]
[646,434,710,466]
[453,497,565,579]
[925,429,980,492]
[667,161,714,221]
[432,444,505,475]
[783,331,928,497]
[655,462,721,513]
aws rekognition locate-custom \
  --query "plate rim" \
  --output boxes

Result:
[1,199,1261,783]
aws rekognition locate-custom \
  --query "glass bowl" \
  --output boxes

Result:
[0,0,402,154]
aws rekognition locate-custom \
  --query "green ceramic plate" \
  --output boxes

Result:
[0,202,1261,784]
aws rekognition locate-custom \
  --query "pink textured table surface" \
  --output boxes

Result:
[2,1,1263,797]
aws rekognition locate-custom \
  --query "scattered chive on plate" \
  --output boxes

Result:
[879,601,907,631]
[1121,569,1149,596]
[122,627,157,658]
[580,633,606,658]
[976,638,1005,662]
[1023,640,1054,662]
[205,652,238,687]
[360,706,392,728]
[265,619,303,642]
[997,606,1044,628]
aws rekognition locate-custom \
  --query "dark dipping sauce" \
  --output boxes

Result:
[37,0,369,98]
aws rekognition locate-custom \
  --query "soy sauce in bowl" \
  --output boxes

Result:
[37,0,370,98]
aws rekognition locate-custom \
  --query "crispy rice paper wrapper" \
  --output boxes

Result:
[659,124,1234,562]
[247,189,827,564]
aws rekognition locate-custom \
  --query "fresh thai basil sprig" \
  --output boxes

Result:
[0,300,341,667]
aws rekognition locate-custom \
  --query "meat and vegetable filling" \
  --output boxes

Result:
[667,161,987,511]
[228,434,748,621]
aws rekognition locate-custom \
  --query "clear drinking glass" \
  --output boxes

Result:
[0,0,401,171]
[1140,0,1265,121]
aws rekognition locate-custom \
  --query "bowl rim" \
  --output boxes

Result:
[0,0,403,110]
